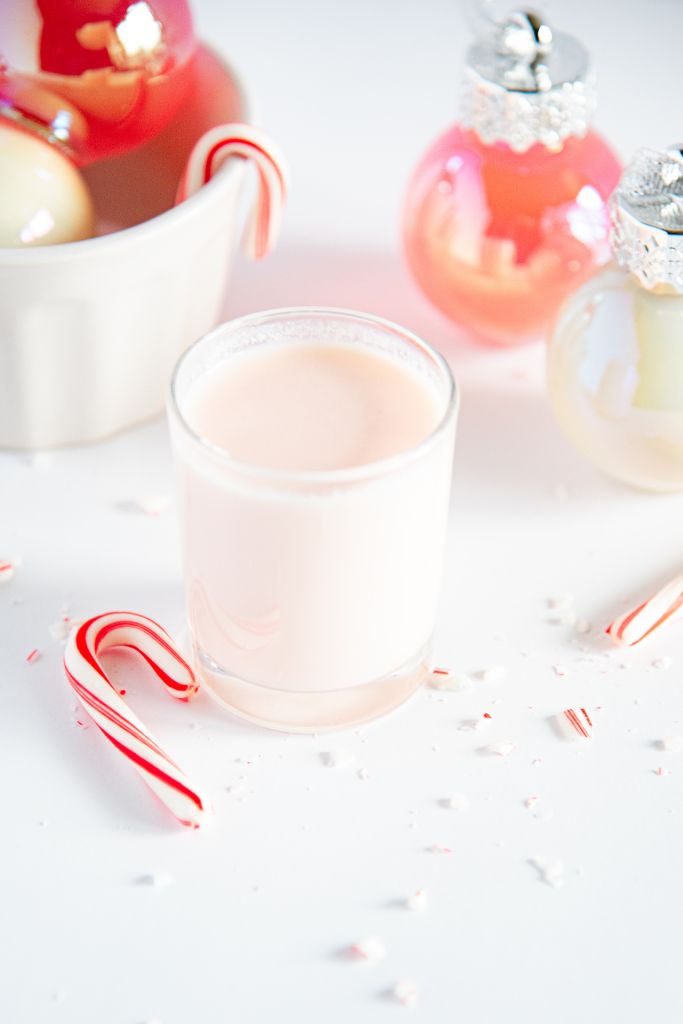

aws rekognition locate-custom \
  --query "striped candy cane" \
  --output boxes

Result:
[176,123,288,260]
[606,573,683,647]
[64,612,210,829]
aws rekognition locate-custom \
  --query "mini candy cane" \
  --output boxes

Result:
[64,612,210,828]
[607,573,683,646]
[176,123,288,259]
[560,707,593,740]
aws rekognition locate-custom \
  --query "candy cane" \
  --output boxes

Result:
[176,123,288,260]
[64,612,210,829]
[606,573,683,646]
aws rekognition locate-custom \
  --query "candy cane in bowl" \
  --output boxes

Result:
[176,123,288,260]
[64,612,210,829]
[606,573,683,647]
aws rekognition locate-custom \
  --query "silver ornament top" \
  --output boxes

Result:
[460,9,596,153]
[611,146,683,294]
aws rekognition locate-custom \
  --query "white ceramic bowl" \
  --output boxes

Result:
[0,47,252,449]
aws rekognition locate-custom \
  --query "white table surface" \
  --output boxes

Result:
[3,2,683,1022]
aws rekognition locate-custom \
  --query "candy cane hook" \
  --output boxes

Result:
[64,612,210,828]
[176,123,288,260]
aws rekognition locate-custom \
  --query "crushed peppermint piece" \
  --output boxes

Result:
[559,707,593,740]
[652,657,673,670]
[654,766,671,777]
[49,615,75,642]
[405,889,428,912]
[357,767,369,781]
[25,452,53,469]
[661,736,683,753]
[443,794,469,812]
[459,716,492,732]
[429,842,453,854]
[0,559,16,584]
[552,665,568,678]
[488,741,515,757]
[547,610,577,627]
[530,857,565,888]
[547,593,574,611]
[26,648,41,664]
[428,667,471,691]
[392,981,419,1008]
[321,749,354,768]
[351,935,386,961]
[476,665,507,683]
[122,494,170,517]
[136,872,173,889]
[524,796,539,810]
[575,619,591,635]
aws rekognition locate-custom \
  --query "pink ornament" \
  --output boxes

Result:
[403,10,621,347]
[0,0,196,164]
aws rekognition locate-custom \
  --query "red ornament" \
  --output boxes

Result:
[0,0,196,163]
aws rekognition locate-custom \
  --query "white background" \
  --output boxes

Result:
[3,1,683,1022]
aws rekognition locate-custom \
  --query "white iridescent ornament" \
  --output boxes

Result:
[548,145,683,491]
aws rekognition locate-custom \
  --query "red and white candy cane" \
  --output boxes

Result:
[64,612,210,829]
[606,573,683,647]
[176,123,288,260]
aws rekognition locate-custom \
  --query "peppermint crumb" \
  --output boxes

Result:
[442,794,469,812]
[428,668,471,692]
[405,889,428,912]
[321,749,354,768]
[135,872,173,889]
[476,665,507,683]
[530,857,565,888]
[488,741,515,757]
[392,981,419,1008]
[351,935,386,961]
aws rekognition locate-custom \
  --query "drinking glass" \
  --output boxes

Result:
[168,307,458,731]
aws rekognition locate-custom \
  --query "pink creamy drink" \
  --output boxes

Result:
[168,308,457,731]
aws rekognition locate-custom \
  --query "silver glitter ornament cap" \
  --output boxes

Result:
[460,8,596,153]
[611,146,683,293]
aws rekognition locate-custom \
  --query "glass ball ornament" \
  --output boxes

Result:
[0,0,196,164]
[548,146,683,492]
[403,8,621,346]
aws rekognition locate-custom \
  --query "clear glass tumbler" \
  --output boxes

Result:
[168,308,458,732]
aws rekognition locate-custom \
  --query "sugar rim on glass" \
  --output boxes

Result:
[167,306,459,487]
